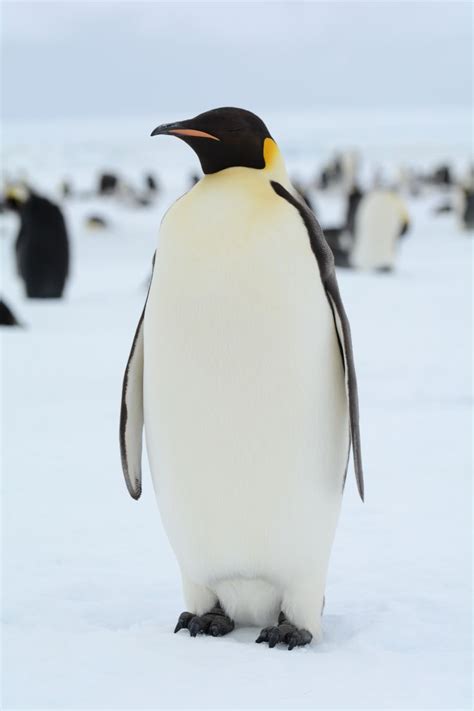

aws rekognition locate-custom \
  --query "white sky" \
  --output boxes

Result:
[1,1,472,121]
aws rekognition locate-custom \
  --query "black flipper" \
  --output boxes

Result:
[270,181,364,501]
[119,253,156,499]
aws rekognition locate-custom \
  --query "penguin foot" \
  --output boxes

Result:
[174,604,234,638]
[255,612,312,650]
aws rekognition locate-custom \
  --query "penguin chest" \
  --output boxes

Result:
[143,176,349,573]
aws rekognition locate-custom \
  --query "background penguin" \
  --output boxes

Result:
[119,181,154,208]
[433,200,453,215]
[144,173,159,194]
[60,179,73,199]
[323,184,364,267]
[350,189,409,272]
[430,163,453,187]
[460,187,474,230]
[5,185,70,298]
[85,214,109,230]
[341,150,359,191]
[317,153,343,190]
[453,173,474,230]
[318,166,330,190]
[346,184,364,235]
[0,298,21,326]
[98,172,119,196]
[120,107,364,650]
[189,172,201,187]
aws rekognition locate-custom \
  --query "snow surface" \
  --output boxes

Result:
[1,111,472,709]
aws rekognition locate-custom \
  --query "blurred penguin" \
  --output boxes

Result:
[60,179,73,199]
[5,184,70,298]
[323,184,364,267]
[431,164,453,187]
[454,181,474,231]
[0,298,21,326]
[350,190,410,272]
[120,181,153,208]
[145,173,159,194]
[85,214,109,230]
[341,150,359,191]
[318,168,330,191]
[346,184,364,235]
[316,153,343,190]
[98,172,119,196]
[461,188,474,230]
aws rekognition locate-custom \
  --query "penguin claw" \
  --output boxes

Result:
[188,617,205,637]
[287,632,300,651]
[255,626,272,644]
[208,622,222,637]
[174,611,194,633]
[255,616,312,651]
[268,627,281,648]
[173,607,234,638]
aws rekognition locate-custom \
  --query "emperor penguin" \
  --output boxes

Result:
[120,108,364,650]
[350,190,410,272]
[5,184,70,298]
[453,172,474,231]
[323,184,364,267]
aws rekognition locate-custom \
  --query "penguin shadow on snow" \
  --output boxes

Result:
[316,612,373,651]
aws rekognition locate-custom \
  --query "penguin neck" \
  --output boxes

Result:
[199,138,292,193]
[262,137,291,185]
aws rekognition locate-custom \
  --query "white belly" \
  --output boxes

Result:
[143,170,349,623]
[351,191,405,270]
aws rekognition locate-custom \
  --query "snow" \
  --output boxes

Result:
[1,112,472,709]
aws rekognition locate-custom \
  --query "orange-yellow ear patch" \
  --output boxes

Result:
[263,138,279,168]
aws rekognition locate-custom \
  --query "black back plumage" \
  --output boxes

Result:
[15,193,69,298]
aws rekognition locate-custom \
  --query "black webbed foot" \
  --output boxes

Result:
[174,603,234,638]
[255,612,312,650]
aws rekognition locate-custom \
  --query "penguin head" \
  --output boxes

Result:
[151,107,276,175]
[4,183,30,212]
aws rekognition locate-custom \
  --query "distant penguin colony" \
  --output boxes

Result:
[120,107,364,650]
[5,186,70,298]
